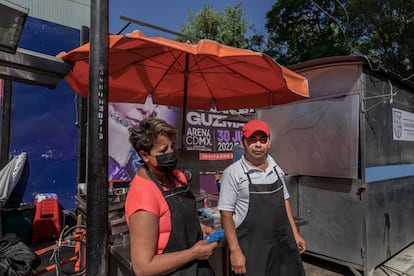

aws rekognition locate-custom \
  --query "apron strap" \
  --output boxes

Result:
[144,166,189,198]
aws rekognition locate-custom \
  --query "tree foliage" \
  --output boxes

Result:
[346,0,413,77]
[177,1,249,48]
[265,0,349,65]
[265,0,413,79]
[177,0,412,79]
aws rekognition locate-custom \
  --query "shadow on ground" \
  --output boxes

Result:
[303,254,356,276]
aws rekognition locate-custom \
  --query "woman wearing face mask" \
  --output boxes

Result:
[125,118,218,276]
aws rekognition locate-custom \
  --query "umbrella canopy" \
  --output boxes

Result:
[58,30,308,111]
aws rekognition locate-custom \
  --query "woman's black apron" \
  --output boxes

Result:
[146,168,215,276]
[234,166,305,276]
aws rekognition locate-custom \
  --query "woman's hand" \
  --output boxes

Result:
[190,239,217,260]
[200,223,214,236]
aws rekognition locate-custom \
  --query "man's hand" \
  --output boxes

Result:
[230,248,246,275]
[295,233,307,254]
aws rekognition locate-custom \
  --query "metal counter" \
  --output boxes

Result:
[109,244,134,276]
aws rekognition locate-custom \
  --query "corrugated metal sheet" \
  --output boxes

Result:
[7,0,90,29]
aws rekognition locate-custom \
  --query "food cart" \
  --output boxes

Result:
[258,56,414,275]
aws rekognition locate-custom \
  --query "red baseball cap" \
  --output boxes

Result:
[242,119,270,138]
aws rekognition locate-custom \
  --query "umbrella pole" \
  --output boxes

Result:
[181,53,189,149]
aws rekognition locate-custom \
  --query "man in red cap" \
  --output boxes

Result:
[218,119,306,275]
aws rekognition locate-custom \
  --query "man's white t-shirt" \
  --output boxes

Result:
[218,155,290,228]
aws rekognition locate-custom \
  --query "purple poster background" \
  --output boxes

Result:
[108,100,179,181]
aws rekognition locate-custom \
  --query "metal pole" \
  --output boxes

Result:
[0,80,12,168]
[119,15,198,42]
[86,0,109,275]
[77,25,89,184]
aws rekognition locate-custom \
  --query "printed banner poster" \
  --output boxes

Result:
[393,108,414,142]
[185,109,252,174]
[108,102,253,179]
[108,102,179,181]
[184,110,249,152]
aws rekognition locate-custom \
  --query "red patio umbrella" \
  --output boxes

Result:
[58,30,308,111]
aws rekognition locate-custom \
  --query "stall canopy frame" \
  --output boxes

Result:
[0,47,73,89]
[0,0,72,88]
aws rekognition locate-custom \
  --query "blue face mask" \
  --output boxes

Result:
[155,150,177,172]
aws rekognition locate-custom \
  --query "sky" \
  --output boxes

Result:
[108,1,275,38]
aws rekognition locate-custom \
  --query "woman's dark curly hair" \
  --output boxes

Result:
[128,117,177,156]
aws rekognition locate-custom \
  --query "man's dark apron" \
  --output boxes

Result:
[234,167,305,276]
[146,168,215,276]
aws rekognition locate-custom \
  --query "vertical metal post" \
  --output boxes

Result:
[86,0,109,275]
[181,53,189,149]
[0,80,12,168]
[77,25,89,184]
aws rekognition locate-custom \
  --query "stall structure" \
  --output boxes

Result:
[258,56,414,274]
